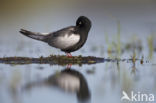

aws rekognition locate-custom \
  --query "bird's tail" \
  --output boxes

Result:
[19,29,47,42]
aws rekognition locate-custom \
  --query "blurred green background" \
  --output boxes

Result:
[0,0,156,103]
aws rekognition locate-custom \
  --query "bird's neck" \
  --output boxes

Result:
[78,25,90,34]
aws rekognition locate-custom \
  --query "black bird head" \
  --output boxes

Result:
[76,16,92,32]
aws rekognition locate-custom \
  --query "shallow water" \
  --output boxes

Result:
[0,0,156,103]
[0,39,156,103]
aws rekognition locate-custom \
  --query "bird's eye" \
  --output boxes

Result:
[79,21,82,25]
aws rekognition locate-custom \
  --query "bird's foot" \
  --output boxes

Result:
[66,64,72,69]
[66,53,72,58]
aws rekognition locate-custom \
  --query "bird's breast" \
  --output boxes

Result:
[56,34,80,49]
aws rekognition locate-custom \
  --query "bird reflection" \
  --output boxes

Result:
[23,67,91,103]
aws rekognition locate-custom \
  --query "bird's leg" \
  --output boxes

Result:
[66,64,72,69]
[66,53,72,58]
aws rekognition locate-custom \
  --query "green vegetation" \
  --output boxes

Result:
[147,35,154,59]
[0,55,104,66]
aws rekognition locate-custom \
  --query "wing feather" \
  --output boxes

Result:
[47,26,80,49]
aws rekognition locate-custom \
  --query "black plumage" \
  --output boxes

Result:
[20,16,91,55]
